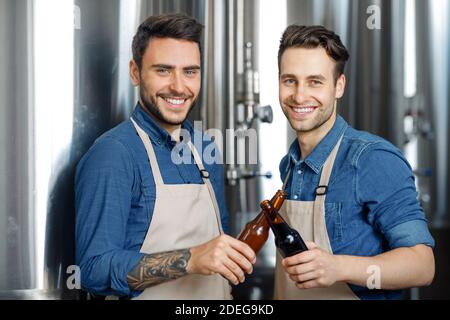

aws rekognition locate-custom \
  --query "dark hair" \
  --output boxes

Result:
[278,25,349,82]
[132,13,203,70]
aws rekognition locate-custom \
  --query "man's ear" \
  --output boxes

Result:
[335,74,346,99]
[129,60,140,86]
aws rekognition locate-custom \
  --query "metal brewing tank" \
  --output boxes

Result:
[0,0,262,299]
[0,0,36,296]
[0,0,164,299]
[0,0,137,299]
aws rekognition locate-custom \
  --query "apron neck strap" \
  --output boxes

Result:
[188,140,224,234]
[131,117,216,185]
[282,167,292,191]
[282,132,344,194]
[312,133,345,252]
[188,141,207,178]
[131,117,223,233]
[131,117,164,185]
[317,134,344,197]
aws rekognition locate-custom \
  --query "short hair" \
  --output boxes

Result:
[132,13,203,70]
[278,25,349,82]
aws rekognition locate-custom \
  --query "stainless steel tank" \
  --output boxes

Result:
[0,0,36,296]
[0,0,267,299]
[0,0,213,299]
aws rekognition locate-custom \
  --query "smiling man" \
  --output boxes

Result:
[275,25,435,300]
[75,14,255,300]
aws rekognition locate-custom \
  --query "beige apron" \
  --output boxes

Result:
[274,136,359,300]
[130,118,231,300]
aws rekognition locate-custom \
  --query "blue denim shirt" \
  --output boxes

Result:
[75,103,229,298]
[279,115,435,300]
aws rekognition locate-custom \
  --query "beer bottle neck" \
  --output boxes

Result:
[270,190,286,210]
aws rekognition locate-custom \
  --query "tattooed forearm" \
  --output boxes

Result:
[127,249,191,290]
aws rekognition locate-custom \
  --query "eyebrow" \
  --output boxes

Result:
[307,74,326,81]
[151,64,201,70]
[280,73,327,81]
[280,73,296,80]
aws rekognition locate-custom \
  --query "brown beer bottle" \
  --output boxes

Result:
[237,190,286,255]
[260,199,308,257]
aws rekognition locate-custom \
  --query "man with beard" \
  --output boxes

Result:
[75,14,255,300]
[274,25,435,299]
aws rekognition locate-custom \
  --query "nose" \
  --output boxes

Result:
[293,83,309,104]
[169,71,185,94]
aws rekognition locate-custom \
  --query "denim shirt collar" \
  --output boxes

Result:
[286,115,348,174]
[131,102,194,147]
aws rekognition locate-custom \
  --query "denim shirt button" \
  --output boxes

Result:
[297,170,302,175]
[293,195,298,200]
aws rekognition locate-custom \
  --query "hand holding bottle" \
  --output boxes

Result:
[281,241,344,289]
[186,234,256,285]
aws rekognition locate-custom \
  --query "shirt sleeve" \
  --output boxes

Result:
[356,142,435,249]
[75,136,144,297]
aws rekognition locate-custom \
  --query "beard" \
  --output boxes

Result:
[139,84,197,126]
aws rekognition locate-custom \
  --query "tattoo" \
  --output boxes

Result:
[127,249,191,291]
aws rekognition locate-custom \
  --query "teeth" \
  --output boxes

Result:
[165,98,185,105]
[293,106,316,113]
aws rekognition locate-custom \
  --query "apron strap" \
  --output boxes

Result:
[317,135,344,193]
[312,134,344,252]
[282,167,292,192]
[130,118,164,186]
[188,141,224,234]
[131,116,225,235]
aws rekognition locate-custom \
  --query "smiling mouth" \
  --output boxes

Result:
[290,105,319,114]
[166,98,185,105]
[161,97,187,106]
